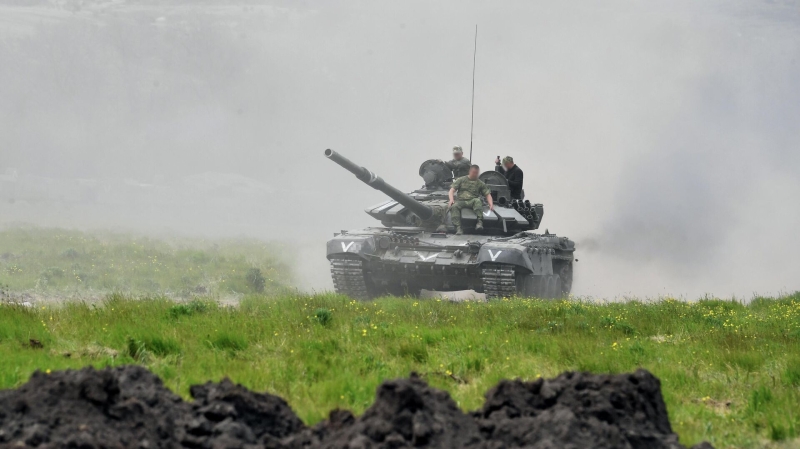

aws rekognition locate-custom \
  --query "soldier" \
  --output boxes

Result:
[448,165,494,235]
[494,156,524,199]
[444,146,471,179]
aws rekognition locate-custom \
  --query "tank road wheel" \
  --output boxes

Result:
[557,263,573,296]
[520,274,542,299]
[481,264,519,300]
[380,284,422,298]
[524,275,561,299]
[549,275,563,299]
[516,273,566,299]
[405,286,423,298]
[520,275,533,298]
[329,256,373,300]
[541,276,553,299]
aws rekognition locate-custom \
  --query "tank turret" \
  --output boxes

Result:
[326,149,542,233]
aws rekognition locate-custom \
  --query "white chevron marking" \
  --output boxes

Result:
[416,252,439,262]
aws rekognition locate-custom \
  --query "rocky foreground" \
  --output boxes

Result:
[0,365,712,449]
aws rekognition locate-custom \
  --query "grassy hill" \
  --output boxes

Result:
[0,226,292,299]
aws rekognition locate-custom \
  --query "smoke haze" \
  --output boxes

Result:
[1,0,798,298]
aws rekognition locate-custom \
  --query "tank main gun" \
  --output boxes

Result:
[325,149,434,220]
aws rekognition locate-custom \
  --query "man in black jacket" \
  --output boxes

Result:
[494,156,524,199]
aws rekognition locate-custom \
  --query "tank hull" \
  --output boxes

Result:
[327,227,575,299]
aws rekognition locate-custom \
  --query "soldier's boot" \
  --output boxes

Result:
[455,226,463,235]
[435,224,447,233]
[475,220,484,232]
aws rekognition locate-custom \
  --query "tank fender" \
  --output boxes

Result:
[477,245,554,275]
[528,251,555,275]
[326,236,375,260]
[477,246,532,272]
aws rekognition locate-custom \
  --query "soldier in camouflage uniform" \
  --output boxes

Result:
[444,146,471,179]
[448,165,494,235]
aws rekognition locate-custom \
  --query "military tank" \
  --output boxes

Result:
[325,149,576,300]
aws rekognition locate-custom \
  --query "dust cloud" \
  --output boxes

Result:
[1,1,798,299]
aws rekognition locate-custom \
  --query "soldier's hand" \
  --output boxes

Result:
[494,156,501,165]
[448,199,454,207]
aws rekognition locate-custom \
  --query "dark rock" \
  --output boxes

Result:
[0,365,188,448]
[472,369,685,449]
[189,378,305,440]
[303,373,485,448]
[0,366,713,449]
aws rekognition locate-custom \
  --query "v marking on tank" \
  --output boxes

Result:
[341,242,355,252]
[416,252,439,261]
[488,250,502,261]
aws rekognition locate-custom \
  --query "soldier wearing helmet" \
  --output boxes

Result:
[494,155,524,199]
[443,146,471,179]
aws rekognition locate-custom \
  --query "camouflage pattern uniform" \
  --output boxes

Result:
[450,176,490,230]
[445,157,471,178]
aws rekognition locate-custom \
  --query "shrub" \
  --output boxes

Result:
[314,308,333,326]
[748,385,773,413]
[398,342,428,363]
[725,352,763,372]
[126,336,181,360]
[465,357,484,374]
[168,300,210,319]
[62,248,79,259]
[209,332,248,353]
[769,423,788,442]
[40,267,65,281]
[546,321,563,333]
[628,341,646,358]
[599,316,636,335]
[783,358,800,386]
[245,267,266,293]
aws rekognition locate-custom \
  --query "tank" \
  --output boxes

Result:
[324,149,576,299]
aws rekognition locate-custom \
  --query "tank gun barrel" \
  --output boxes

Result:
[325,149,434,220]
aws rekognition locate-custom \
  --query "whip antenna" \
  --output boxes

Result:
[469,24,478,163]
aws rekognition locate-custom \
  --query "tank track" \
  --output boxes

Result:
[330,256,371,300]
[481,264,518,299]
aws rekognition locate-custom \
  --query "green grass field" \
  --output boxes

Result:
[1,294,799,449]
[0,226,292,298]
